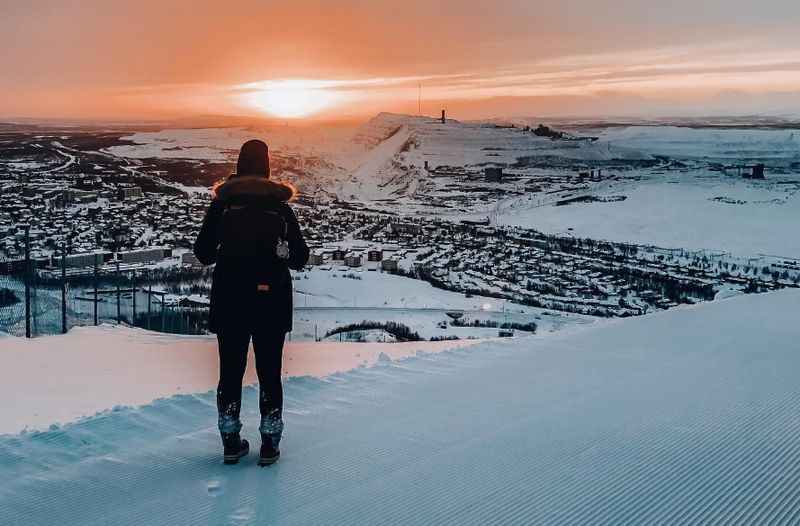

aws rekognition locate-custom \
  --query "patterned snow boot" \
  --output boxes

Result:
[219,411,248,465]
[258,410,283,466]
[222,432,249,465]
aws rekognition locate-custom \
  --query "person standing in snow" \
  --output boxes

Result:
[194,139,309,466]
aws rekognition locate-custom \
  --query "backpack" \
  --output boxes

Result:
[220,204,288,265]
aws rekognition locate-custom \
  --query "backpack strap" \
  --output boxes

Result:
[262,210,288,238]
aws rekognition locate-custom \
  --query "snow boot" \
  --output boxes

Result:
[258,440,280,467]
[222,433,249,465]
[258,410,283,466]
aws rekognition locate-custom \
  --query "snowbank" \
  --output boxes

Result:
[2,289,800,525]
[0,325,477,434]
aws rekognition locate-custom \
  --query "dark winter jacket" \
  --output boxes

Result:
[193,177,309,334]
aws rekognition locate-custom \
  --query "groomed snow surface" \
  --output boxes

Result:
[3,289,800,524]
[0,327,480,434]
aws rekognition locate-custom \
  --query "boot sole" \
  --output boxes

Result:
[223,445,250,465]
[258,452,280,467]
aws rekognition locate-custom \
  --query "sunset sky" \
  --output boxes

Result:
[2,0,799,121]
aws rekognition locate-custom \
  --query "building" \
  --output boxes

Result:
[181,251,204,269]
[331,249,347,261]
[345,254,363,267]
[367,249,383,262]
[739,164,766,179]
[66,189,99,204]
[118,247,171,264]
[64,251,111,268]
[485,167,503,182]
[178,296,210,309]
[381,259,399,272]
[0,257,50,274]
[118,186,143,200]
[308,252,324,266]
[389,222,422,236]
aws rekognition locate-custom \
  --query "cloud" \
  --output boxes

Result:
[1,1,799,119]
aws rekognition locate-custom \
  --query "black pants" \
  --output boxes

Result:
[216,330,286,435]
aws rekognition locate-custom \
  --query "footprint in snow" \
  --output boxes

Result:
[207,479,224,497]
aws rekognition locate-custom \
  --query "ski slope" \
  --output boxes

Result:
[3,289,800,524]
[336,124,416,200]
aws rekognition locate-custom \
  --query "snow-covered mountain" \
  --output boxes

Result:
[87,114,800,257]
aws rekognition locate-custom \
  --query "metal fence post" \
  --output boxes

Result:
[24,226,31,338]
[61,246,67,334]
[131,271,137,325]
[93,259,98,326]
[116,260,121,324]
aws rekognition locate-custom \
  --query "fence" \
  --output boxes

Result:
[1,240,210,338]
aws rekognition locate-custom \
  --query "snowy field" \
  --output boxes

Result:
[496,172,800,258]
[593,125,800,162]
[291,269,592,340]
[2,289,800,524]
[104,124,356,161]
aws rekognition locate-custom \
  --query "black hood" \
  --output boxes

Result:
[235,139,270,177]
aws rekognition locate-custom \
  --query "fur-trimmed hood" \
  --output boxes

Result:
[213,177,296,203]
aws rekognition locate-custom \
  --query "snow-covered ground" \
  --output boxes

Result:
[594,125,800,162]
[348,116,800,257]
[496,172,800,258]
[333,115,800,260]
[104,125,356,161]
[290,269,592,340]
[0,325,480,434]
[2,289,800,524]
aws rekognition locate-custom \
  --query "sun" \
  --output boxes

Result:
[239,79,345,119]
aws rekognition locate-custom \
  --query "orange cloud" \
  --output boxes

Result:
[1,1,799,119]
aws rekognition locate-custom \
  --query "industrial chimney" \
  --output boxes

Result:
[441,110,446,124]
